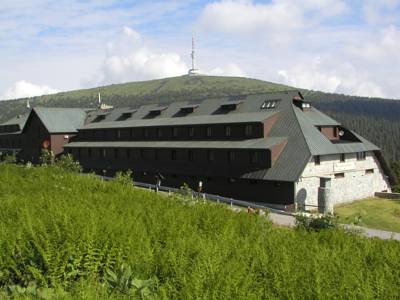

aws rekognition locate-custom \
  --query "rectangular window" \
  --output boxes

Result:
[126,149,130,159]
[206,126,212,137]
[171,150,177,160]
[172,127,178,137]
[88,148,92,158]
[245,124,253,136]
[144,129,149,138]
[314,155,320,165]
[189,127,195,137]
[157,128,162,138]
[140,149,144,159]
[77,148,81,158]
[365,169,374,174]
[356,152,366,160]
[334,173,345,179]
[155,149,159,160]
[340,153,345,162]
[102,148,106,158]
[207,150,215,161]
[130,128,135,138]
[225,125,231,137]
[250,151,258,164]
[188,150,193,161]
[116,130,121,139]
[228,151,235,163]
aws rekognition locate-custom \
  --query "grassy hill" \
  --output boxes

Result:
[0,75,292,123]
[0,163,399,299]
[1,74,399,164]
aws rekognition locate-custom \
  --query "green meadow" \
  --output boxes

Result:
[0,163,399,299]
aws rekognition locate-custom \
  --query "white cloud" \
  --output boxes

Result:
[1,80,59,100]
[209,63,247,77]
[92,27,188,85]
[198,0,348,35]
[350,26,400,62]
[277,58,386,98]
[363,0,400,25]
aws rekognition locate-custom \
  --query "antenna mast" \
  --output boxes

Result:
[188,33,199,76]
[191,34,195,70]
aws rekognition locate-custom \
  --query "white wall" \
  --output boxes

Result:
[295,152,391,210]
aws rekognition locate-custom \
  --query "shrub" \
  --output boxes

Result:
[54,154,82,173]
[115,169,133,186]
[295,213,338,230]
[39,149,55,165]
[1,153,17,164]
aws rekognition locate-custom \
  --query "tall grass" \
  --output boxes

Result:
[0,163,399,299]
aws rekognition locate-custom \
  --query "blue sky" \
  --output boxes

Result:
[0,0,399,99]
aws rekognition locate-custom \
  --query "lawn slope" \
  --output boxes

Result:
[336,198,400,232]
[0,163,399,299]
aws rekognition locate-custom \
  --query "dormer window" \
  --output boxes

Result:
[148,106,168,116]
[117,110,137,121]
[293,98,311,111]
[261,100,279,109]
[93,112,109,122]
[220,100,242,111]
[180,104,199,114]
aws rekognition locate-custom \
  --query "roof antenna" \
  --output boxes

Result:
[98,93,102,107]
[26,99,30,109]
[98,92,113,110]
[188,33,200,76]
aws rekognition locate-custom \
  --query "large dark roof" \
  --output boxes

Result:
[32,107,87,133]
[65,90,381,182]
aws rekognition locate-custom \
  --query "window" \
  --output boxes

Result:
[356,152,366,160]
[144,129,149,138]
[314,155,320,165]
[114,149,118,159]
[206,126,212,137]
[130,128,134,138]
[157,128,162,138]
[260,100,279,109]
[116,130,121,139]
[225,125,231,137]
[155,149,159,160]
[88,148,92,158]
[207,150,215,161]
[102,149,107,158]
[245,124,253,137]
[189,127,195,137]
[140,149,144,159]
[340,153,345,162]
[77,148,81,158]
[250,151,258,164]
[171,150,177,160]
[188,150,193,161]
[334,173,345,179]
[228,151,235,163]
[126,149,130,159]
[172,127,178,137]
[365,169,374,174]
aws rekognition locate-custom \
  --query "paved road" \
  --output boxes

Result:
[269,212,400,241]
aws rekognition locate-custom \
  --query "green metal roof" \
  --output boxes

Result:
[294,107,379,155]
[65,137,286,150]
[33,107,87,133]
[0,112,29,134]
[83,111,276,129]
[63,90,385,182]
